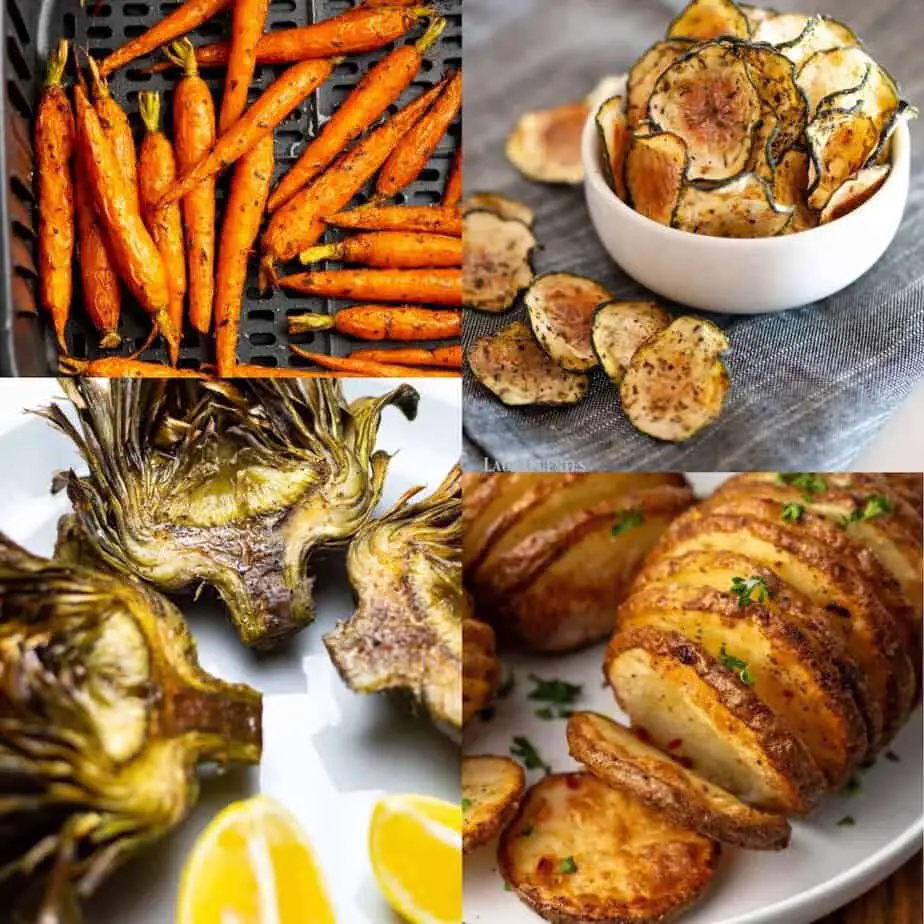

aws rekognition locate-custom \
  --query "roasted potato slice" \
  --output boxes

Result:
[567,711,792,850]
[819,165,890,223]
[525,273,613,372]
[625,131,689,225]
[667,0,750,41]
[596,96,630,199]
[627,40,694,127]
[463,211,538,313]
[462,755,525,853]
[506,101,589,184]
[773,149,817,232]
[591,300,672,384]
[620,316,730,443]
[806,109,880,210]
[463,610,501,727]
[674,173,794,237]
[498,772,720,924]
[468,321,590,407]
[462,192,536,228]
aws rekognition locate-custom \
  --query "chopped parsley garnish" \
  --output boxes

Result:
[497,670,516,699]
[559,856,578,874]
[845,776,862,796]
[731,575,770,608]
[527,674,582,706]
[782,502,804,522]
[534,707,554,721]
[719,643,756,686]
[462,798,472,811]
[840,494,894,528]
[612,510,644,537]
[777,472,828,499]
[837,816,856,827]
[511,736,551,774]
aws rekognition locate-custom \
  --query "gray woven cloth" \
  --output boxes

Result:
[463,0,924,473]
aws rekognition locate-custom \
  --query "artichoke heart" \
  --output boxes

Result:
[42,379,420,649]
[325,465,462,729]
[0,533,262,921]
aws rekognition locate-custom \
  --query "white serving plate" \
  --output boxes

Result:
[0,378,462,924]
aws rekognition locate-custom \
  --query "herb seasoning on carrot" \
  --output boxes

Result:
[349,345,462,369]
[289,347,459,378]
[277,268,462,306]
[300,232,462,268]
[288,305,462,341]
[59,356,205,379]
[218,0,271,134]
[445,146,463,207]
[325,205,462,237]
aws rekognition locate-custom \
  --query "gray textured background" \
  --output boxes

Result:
[462,0,924,472]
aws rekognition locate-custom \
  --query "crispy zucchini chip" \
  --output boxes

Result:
[567,712,792,850]
[468,322,590,407]
[649,43,762,181]
[525,273,613,372]
[499,772,720,924]
[586,74,629,115]
[819,165,890,224]
[462,755,525,854]
[463,211,538,313]
[739,3,776,32]
[462,610,501,727]
[592,300,672,384]
[675,173,794,237]
[667,0,750,41]
[596,96,630,199]
[757,14,857,67]
[806,109,880,210]
[627,40,694,127]
[625,131,689,225]
[506,101,589,184]
[773,149,817,232]
[462,192,536,228]
[620,316,730,443]
[868,100,918,165]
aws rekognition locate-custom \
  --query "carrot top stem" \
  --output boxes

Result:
[138,90,162,134]
[164,39,200,77]
[46,40,70,87]
[415,16,446,53]
[288,313,335,334]
[86,55,111,99]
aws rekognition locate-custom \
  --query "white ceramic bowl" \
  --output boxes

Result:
[582,116,911,314]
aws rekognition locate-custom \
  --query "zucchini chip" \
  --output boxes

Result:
[499,773,720,924]
[463,210,538,313]
[649,43,762,181]
[591,300,672,384]
[506,101,590,184]
[739,3,776,32]
[525,273,613,372]
[773,148,817,232]
[867,100,918,165]
[620,316,730,443]
[596,96,630,199]
[776,15,859,69]
[819,165,890,224]
[462,755,525,854]
[667,0,750,41]
[586,73,629,115]
[806,109,880,210]
[567,712,792,850]
[462,192,536,228]
[625,131,689,225]
[627,39,694,127]
[468,322,590,407]
[752,11,812,46]
[674,173,794,238]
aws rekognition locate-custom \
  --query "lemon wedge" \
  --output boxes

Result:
[177,795,336,924]
[369,794,462,924]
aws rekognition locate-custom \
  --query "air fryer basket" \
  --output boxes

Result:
[0,0,462,376]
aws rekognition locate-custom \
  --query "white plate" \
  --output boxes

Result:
[0,378,462,924]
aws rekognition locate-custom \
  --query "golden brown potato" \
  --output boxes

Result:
[463,599,501,727]
[463,755,525,853]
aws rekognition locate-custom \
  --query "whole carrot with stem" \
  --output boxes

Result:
[444,146,462,207]
[219,0,271,134]
[376,69,462,200]
[289,305,461,340]
[60,356,204,378]
[167,40,216,335]
[326,205,462,236]
[268,16,446,213]
[138,91,187,365]
[300,231,462,268]
[349,345,461,369]
[290,347,458,377]
[278,268,462,305]
[35,40,76,355]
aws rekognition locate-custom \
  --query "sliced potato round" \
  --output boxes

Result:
[627,39,694,127]
[773,148,817,232]
[596,96,630,199]
[468,321,590,407]
[592,300,672,384]
[620,316,730,443]
[499,772,720,924]
[525,273,613,372]
[586,74,629,115]
[506,101,589,184]
[649,43,762,182]
[463,612,501,727]
[462,192,536,228]
[463,211,538,313]
[667,0,750,41]
[625,131,689,225]
[819,165,890,224]
[462,755,525,853]
[806,109,880,210]
[675,173,794,238]
[567,711,792,850]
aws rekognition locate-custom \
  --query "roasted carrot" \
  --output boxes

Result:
[73,84,178,355]
[267,16,446,213]
[326,205,462,236]
[219,0,271,134]
[233,363,364,379]
[377,69,462,200]
[277,268,462,305]
[444,146,462,207]
[289,305,462,340]
[167,40,216,335]
[215,137,275,378]
[349,345,462,369]
[35,40,76,354]
[363,0,421,6]
[98,0,232,77]
[290,347,458,377]
[262,80,447,271]
[300,231,462,268]
[59,356,204,378]
[161,57,333,208]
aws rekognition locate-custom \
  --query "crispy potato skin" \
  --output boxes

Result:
[463,755,525,853]
[463,609,500,727]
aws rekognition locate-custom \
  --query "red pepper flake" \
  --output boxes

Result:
[634,727,652,744]
[666,738,683,751]
[537,857,553,875]
[565,774,582,790]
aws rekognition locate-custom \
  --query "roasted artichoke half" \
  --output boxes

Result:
[0,533,262,922]
[325,465,462,729]
[42,378,420,649]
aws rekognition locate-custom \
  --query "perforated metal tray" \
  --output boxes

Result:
[0,0,461,376]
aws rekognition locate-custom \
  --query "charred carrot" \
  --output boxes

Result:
[138,92,187,365]
[219,0,271,133]
[444,146,462,207]
[289,305,461,340]
[300,232,462,268]
[161,56,334,208]
[267,17,446,213]
[377,69,462,200]
[233,363,364,378]
[326,205,462,236]
[349,345,462,369]
[262,80,447,271]
[215,137,275,378]
[35,40,76,354]
[167,40,216,335]
[98,0,232,77]
[278,268,462,305]
[290,347,458,377]
[59,356,204,378]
